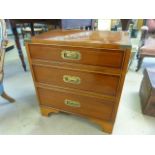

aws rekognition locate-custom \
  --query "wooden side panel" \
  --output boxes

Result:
[111,48,131,122]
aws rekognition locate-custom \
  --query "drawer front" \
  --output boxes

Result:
[29,44,124,68]
[33,65,120,96]
[37,87,114,120]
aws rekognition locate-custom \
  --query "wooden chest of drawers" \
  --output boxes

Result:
[26,30,131,133]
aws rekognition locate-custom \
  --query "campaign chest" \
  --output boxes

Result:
[26,30,131,133]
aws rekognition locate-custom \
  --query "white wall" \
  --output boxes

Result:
[97,19,111,30]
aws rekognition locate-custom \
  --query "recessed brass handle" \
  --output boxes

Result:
[64,99,80,107]
[63,75,81,85]
[61,50,81,60]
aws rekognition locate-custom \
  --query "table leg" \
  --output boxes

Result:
[10,20,27,71]
[120,19,131,31]
[136,57,143,71]
[30,22,35,36]
[1,91,15,103]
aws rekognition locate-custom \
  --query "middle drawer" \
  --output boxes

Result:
[33,65,120,96]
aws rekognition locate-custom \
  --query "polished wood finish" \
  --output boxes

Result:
[37,87,114,120]
[40,106,59,116]
[33,65,120,96]
[26,30,131,133]
[90,118,113,133]
[30,30,131,47]
[40,105,113,133]
[29,44,124,68]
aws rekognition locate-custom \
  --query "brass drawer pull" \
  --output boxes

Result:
[64,99,80,107]
[61,50,81,60]
[63,75,81,85]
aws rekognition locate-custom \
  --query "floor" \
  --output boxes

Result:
[0,36,155,135]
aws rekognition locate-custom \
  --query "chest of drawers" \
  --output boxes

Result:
[26,30,131,133]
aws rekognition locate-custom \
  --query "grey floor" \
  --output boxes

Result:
[0,39,155,135]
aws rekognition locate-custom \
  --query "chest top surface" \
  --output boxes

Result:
[31,30,131,49]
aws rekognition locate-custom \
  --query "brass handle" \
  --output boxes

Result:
[63,75,81,85]
[61,50,81,60]
[64,99,80,107]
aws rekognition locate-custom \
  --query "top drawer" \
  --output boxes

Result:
[28,44,124,69]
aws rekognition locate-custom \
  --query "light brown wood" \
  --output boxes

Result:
[111,48,131,121]
[26,30,131,134]
[90,118,113,133]
[31,30,131,49]
[33,65,120,96]
[40,106,59,116]
[32,59,122,76]
[29,44,124,69]
[38,87,114,120]
[37,82,115,101]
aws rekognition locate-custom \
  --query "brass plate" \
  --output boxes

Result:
[64,99,81,107]
[61,50,81,60]
[63,75,81,85]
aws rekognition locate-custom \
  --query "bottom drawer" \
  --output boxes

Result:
[37,87,114,120]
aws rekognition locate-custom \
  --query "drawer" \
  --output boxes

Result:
[37,87,114,120]
[29,44,124,69]
[33,65,120,96]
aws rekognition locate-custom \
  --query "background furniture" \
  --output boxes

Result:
[145,19,155,33]
[61,19,94,30]
[139,68,155,117]
[9,19,94,71]
[136,22,155,71]
[5,41,14,52]
[0,19,15,102]
[137,19,144,30]
[9,19,61,71]
[111,19,132,31]
[128,37,140,69]
[120,19,131,31]
[26,30,131,133]
[21,24,45,42]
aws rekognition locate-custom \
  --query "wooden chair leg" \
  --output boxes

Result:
[1,91,15,103]
[136,57,143,71]
[10,20,27,71]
